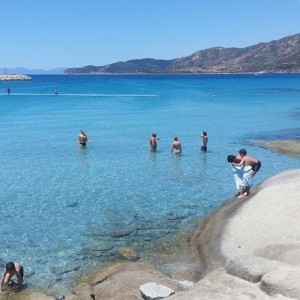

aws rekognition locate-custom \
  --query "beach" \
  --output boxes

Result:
[2,141,299,299]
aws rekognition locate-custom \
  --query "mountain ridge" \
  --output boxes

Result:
[64,33,300,75]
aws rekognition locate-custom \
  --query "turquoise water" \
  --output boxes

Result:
[0,74,299,291]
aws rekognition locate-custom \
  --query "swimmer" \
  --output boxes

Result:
[149,133,159,152]
[200,131,208,152]
[77,129,90,147]
[171,136,182,154]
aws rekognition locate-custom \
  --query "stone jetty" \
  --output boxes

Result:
[0,74,32,81]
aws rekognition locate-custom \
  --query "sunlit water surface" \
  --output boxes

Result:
[0,74,299,291]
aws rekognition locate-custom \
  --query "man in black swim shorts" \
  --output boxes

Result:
[252,160,261,175]
[77,129,89,147]
[201,131,208,152]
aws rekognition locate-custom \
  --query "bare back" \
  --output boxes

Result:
[202,136,208,147]
[172,140,181,150]
[241,155,258,166]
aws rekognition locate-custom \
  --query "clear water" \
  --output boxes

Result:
[0,74,299,291]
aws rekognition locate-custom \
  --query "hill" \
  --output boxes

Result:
[64,33,300,75]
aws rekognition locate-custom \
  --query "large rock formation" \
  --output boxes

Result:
[190,169,300,299]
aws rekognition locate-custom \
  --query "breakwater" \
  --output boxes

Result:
[0,74,32,81]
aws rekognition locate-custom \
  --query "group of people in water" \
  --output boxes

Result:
[5,88,59,96]
[77,129,209,155]
[149,131,208,154]
[149,131,261,199]
[147,131,261,199]
[78,129,260,200]
[0,130,260,294]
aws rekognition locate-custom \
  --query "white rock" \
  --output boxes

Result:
[140,282,175,300]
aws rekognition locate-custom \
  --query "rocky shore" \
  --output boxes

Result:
[2,141,300,300]
[259,141,300,157]
[0,74,32,81]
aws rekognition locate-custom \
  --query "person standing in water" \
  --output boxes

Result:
[201,131,208,152]
[7,88,11,95]
[149,133,159,152]
[77,129,89,147]
[171,136,182,154]
[0,262,24,293]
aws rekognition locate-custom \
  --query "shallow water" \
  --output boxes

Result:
[0,74,299,291]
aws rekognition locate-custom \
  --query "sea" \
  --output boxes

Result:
[0,74,299,292]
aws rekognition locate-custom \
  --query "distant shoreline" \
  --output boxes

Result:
[2,72,300,76]
[62,70,300,77]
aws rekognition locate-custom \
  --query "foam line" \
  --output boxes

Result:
[0,93,158,97]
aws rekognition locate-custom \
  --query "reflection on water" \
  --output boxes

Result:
[149,151,157,164]
[77,146,90,167]
[170,153,183,180]
[199,150,208,165]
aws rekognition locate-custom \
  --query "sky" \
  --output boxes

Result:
[1,0,300,69]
